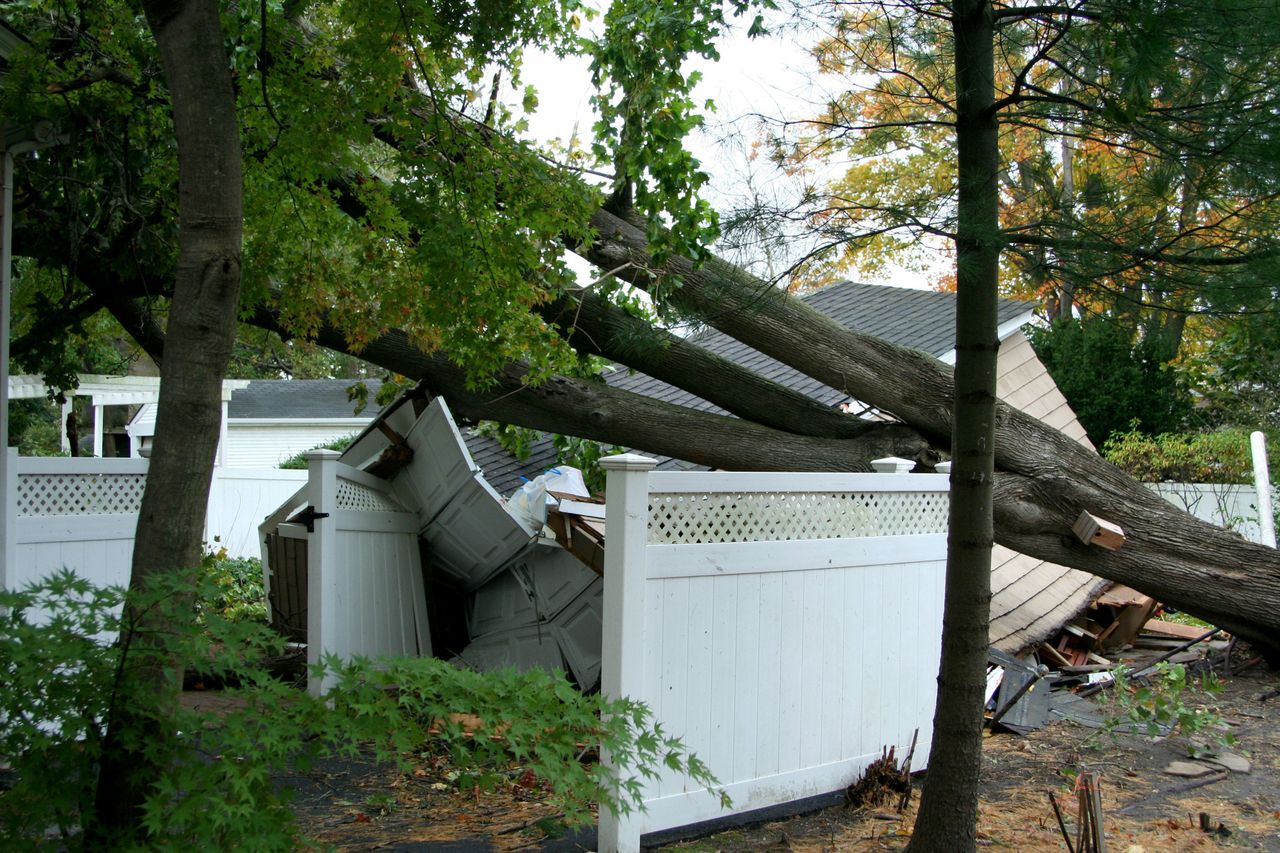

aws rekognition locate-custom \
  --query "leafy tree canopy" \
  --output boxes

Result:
[3,0,764,392]
[1028,315,1192,446]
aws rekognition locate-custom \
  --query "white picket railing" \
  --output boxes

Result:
[596,455,948,853]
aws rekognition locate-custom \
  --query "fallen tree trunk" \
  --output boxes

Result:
[577,208,1280,658]
[247,300,1280,660]
[22,146,1280,659]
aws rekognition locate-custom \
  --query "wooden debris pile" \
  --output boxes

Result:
[844,732,917,812]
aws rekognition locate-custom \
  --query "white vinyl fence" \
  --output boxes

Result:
[207,467,307,557]
[258,450,430,695]
[1150,482,1276,545]
[597,455,949,853]
[3,453,147,593]
[1,449,308,594]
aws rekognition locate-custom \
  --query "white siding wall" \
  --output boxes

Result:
[222,421,370,468]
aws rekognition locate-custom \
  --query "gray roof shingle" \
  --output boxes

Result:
[227,379,385,420]
[605,280,1032,411]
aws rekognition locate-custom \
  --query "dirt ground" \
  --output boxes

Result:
[253,661,1280,852]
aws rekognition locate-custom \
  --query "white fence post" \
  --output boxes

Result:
[598,453,656,853]
[1,447,15,589]
[1251,431,1276,548]
[306,449,341,695]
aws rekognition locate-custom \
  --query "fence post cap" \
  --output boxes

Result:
[871,456,915,473]
[600,453,658,472]
[303,449,342,463]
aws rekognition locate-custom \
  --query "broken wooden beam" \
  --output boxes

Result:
[1073,510,1126,550]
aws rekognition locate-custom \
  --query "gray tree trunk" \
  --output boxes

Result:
[908,2,1000,849]
[90,0,242,841]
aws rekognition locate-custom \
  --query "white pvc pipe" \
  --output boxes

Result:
[1251,430,1276,548]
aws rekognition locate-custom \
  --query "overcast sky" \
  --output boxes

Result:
[518,17,937,290]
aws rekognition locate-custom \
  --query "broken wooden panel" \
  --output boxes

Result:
[546,508,606,575]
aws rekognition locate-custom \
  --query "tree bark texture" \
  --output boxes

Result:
[573,214,1280,661]
[908,3,1000,850]
[91,0,243,841]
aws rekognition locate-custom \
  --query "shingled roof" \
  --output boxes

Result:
[226,379,385,420]
[606,280,1033,412]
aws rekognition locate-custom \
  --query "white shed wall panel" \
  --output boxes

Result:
[424,475,535,589]
[468,545,597,640]
[551,578,605,689]
[455,623,566,674]
[390,398,479,525]
[223,424,368,468]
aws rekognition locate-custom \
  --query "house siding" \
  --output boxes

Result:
[223,422,370,468]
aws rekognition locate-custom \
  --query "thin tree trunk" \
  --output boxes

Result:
[89,0,242,841]
[906,2,999,849]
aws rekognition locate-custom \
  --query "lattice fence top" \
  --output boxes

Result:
[16,473,147,517]
[336,477,405,513]
[648,490,948,544]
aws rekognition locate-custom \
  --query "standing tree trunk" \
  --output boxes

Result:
[88,0,242,842]
[908,2,999,850]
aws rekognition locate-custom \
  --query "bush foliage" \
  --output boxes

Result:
[277,433,358,469]
[1102,425,1279,483]
[1028,317,1192,447]
[0,570,724,849]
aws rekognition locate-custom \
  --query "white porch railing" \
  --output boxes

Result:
[596,455,948,853]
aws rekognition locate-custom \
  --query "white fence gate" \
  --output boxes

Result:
[259,450,430,695]
[597,455,948,853]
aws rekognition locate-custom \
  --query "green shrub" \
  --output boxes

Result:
[1102,425,1279,484]
[201,551,267,624]
[278,434,358,469]
[0,570,723,849]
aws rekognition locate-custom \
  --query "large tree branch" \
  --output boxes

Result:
[539,288,923,446]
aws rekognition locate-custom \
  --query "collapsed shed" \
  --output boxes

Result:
[259,393,606,694]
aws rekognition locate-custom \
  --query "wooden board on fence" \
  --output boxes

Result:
[267,533,308,642]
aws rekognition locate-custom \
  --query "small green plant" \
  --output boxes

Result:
[1099,662,1234,756]
[0,571,726,849]
[201,548,268,624]
[278,433,358,469]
